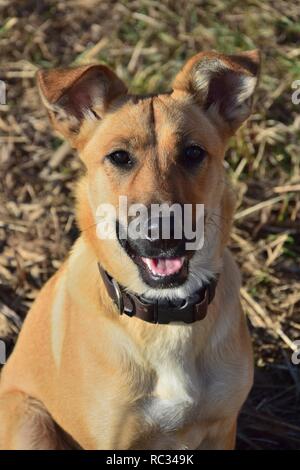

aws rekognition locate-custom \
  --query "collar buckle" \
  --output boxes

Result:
[111,278,124,314]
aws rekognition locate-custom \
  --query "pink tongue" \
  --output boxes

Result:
[141,257,184,276]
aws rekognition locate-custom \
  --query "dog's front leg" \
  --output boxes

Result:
[0,391,70,450]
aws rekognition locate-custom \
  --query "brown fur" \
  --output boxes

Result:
[0,50,260,449]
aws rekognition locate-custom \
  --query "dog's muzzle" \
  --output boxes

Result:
[116,212,197,289]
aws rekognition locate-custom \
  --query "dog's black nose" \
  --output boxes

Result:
[144,214,183,242]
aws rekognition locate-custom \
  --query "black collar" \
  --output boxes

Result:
[98,263,218,325]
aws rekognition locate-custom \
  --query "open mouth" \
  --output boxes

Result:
[131,253,189,288]
[141,256,185,278]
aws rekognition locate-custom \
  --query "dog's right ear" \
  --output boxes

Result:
[172,50,261,135]
[37,64,127,147]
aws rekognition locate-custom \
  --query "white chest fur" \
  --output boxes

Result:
[141,325,201,433]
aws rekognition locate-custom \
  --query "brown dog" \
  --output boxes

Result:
[0,50,260,450]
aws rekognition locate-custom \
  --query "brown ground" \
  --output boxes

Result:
[0,0,299,449]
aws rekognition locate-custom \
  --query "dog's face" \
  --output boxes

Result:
[38,51,260,299]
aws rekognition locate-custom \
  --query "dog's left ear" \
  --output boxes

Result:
[37,64,127,147]
[172,50,261,134]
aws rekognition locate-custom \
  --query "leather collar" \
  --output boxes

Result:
[98,263,218,325]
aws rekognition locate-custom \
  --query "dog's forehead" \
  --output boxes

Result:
[113,93,185,137]
[90,92,223,157]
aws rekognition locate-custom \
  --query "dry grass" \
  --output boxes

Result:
[0,0,300,449]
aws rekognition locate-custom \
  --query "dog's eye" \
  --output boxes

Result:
[182,145,206,168]
[107,150,133,168]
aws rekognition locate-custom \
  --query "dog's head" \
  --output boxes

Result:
[37,51,260,300]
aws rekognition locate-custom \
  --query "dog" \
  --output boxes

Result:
[0,49,260,450]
